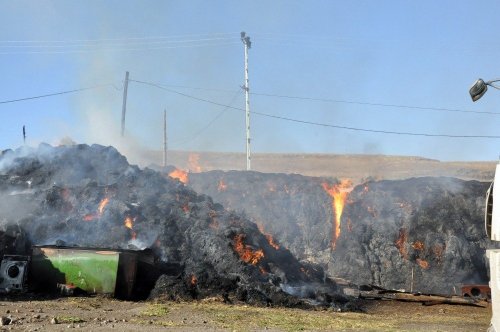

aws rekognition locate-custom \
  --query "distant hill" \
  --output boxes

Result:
[136,150,496,184]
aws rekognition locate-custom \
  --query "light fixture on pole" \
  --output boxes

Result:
[469,78,500,102]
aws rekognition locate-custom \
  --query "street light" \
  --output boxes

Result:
[469,78,500,101]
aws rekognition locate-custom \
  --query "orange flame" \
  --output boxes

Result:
[188,153,202,173]
[395,228,408,259]
[416,258,429,269]
[98,197,110,215]
[169,168,189,184]
[124,216,137,239]
[233,234,264,265]
[190,274,198,286]
[257,223,279,250]
[82,197,110,221]
[124,216,133,229]
[412,241,424,251]
[83,214,96,222]
[218,179,227,192]
[321,179,353,249]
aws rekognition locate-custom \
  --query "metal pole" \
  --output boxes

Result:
[163,109,167,168]
[410,266,414,293]
[241,32,251,170]
[121,71,130,137]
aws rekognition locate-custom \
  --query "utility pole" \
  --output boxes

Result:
[241,32,252,171]
[121,71,130,137]
[163,109,168,168]
[22,125,26,145]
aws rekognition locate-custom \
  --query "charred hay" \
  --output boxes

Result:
[0,144,347,308]
[188,170,497,295]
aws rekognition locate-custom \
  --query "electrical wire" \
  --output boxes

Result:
[250,92,500,116]
[0,36,241,49]
[0,42,240,55]
[172,91,241,146]
[0,84,113,104]
[127,81,500,116]
[129,79,500,139]
[0,32,240,44]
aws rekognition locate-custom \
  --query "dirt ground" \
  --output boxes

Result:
[0,295,490,331]
[140,150,496,184]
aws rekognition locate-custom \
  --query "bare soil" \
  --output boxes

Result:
[0,295,489,331]
[139,150,496,184]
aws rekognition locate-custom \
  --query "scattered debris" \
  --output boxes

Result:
[358,285,488,307]
[0,255,29,293]
[461,284,491,300]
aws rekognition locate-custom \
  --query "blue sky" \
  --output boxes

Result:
[1,0,500,162]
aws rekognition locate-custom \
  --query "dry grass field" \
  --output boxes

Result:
[137,150,496,184]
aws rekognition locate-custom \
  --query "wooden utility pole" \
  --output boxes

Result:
[121,71,130,137]
[163,109,167,168]
[241,32,251,171]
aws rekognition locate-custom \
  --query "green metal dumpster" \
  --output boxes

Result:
[30,246,155,298]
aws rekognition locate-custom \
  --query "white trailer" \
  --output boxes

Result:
[486,163,500,331]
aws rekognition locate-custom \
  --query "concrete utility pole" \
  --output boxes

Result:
[163,109,168,168]
[241,32,252,171]
[121,71,130,137]
[22,125,26,145]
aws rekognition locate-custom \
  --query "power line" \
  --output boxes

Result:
[131,81,500,116]
[129,79,500,139]
[0,84,113,105]
[0,32,240,44]
[172,91,241,146]
[250,92,500,116]
[0,36,240,49]
[0,42,240,55]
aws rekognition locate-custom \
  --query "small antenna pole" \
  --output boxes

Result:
[163,109,168,168]
[121,71,130,137]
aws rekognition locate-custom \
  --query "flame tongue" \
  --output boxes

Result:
[322,179,353,249]
[98,197,109,215]
[124,216,137,240]
[169,168,188,184]
[190,274,197,286]
[416,258,429,269]
[124,216,133,229]
[233,234,264,265]
[395,228,408,259]
[82,197,110,222]
[257,223,279,250]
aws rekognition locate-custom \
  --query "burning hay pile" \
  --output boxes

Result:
[188,170,496,295]
[0,144,346,308]
[333,177,493,294]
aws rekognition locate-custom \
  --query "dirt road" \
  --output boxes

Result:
[0,296,489,331]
